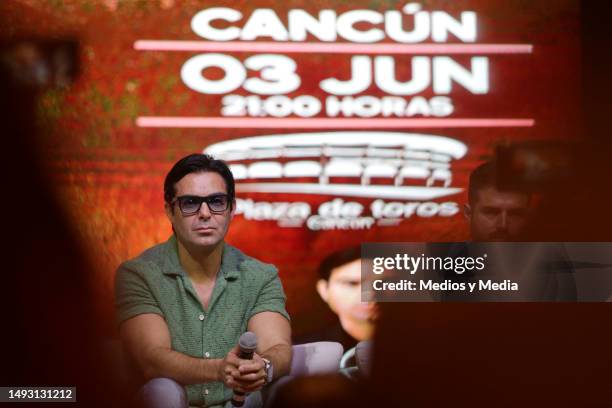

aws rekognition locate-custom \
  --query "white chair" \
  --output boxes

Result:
[289,341,344,376]
[339,340,373,380]
[265,342,344,406]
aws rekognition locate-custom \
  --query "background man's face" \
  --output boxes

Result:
[465,186,530,241]
[316,258,376,340]
[165,171,234,251]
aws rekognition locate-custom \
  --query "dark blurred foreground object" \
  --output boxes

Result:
[0,38,126,407]
[495,141,612,240]
[268,374,371,408]
[371,302,612,407]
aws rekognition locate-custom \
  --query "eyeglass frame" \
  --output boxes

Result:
[170,193,232,216]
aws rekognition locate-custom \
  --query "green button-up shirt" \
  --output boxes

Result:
[115,236,289,407]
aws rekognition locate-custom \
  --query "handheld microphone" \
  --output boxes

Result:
[231,331,258,407]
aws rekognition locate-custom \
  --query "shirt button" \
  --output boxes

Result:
[204,389,209,395]
[198,314,205,321]
[204,352,210,358]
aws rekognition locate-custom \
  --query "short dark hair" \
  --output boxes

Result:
[318,247,361,281]
[164,153,235,207]
[468,160,530,205]
[468,161,497,205]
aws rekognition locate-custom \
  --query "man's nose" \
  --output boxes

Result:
[198,202,212,219]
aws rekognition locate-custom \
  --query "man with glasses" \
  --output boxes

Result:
[115,154,291,408]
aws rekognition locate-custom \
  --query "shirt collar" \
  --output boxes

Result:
[220,245,240,280]
[162,235,240,280]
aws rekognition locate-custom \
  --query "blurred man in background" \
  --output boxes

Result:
[464,161,531,241]
[299,247,377,352]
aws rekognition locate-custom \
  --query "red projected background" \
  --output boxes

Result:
[2,0,580,336]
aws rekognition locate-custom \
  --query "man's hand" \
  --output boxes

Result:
[219,346,241,389]
[220,348,267,393]
[235,353,267,392]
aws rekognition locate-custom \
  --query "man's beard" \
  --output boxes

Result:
[488,230,511,241]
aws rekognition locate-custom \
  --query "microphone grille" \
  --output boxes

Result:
[239,331,258,351]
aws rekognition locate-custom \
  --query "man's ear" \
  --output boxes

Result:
[316,279,329,303]
[229,199,237,219]
[464,202,472,221]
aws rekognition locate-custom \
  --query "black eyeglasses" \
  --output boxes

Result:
[171,194,230,215]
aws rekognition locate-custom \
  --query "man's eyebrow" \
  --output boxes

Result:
[181,193,227,198]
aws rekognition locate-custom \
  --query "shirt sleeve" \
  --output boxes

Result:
[114,261,164,326]
[248,265,290,322]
